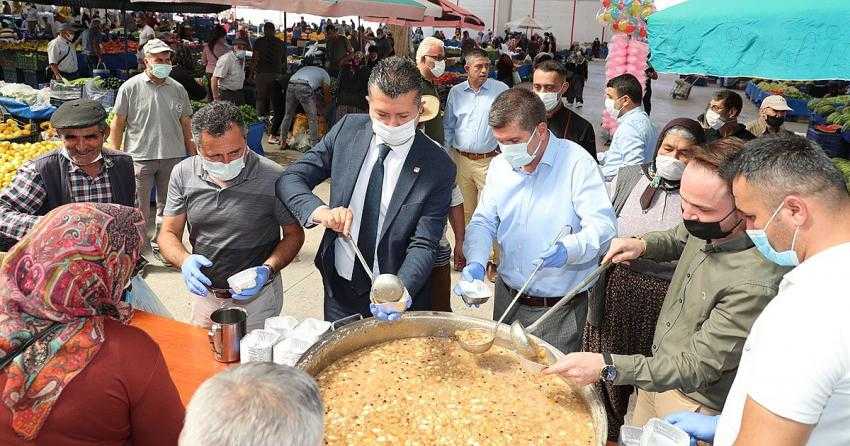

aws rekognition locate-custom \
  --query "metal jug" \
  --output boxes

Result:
[208,307,247,363]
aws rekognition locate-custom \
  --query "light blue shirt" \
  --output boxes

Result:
[600,107,657,179]
[464,134,617,297]
[442,78,509,153]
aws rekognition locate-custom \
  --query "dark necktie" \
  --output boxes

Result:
[355,143,392,284]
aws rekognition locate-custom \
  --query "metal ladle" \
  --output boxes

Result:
[456,225,572,354]
[344,236,406,306]
[510,260,612,361]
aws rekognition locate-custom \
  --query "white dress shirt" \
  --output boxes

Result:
[333,133,414,280]
[713,242,850,446]
[464,133,617,297]
[599,107,657,179]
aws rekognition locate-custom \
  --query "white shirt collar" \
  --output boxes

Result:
[782,242,850,287]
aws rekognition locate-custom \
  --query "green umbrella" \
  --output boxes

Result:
[648,0,850,80]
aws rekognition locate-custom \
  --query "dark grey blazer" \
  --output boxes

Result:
[276,114,456,312]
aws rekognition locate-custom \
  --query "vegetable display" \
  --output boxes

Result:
[755,81,809,99]
[832,158,850,192]
[0,141,61,190]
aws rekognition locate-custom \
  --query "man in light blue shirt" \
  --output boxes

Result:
[443,48,509,224]
[600,73,657,180]
[456,88,617,353]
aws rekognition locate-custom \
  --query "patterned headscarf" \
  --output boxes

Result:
[0,203,144,439]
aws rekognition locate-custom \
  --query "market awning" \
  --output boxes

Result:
[28,0,230,13]
[364,0,485,31]
[647,0,850,80]
[139,0,441,20]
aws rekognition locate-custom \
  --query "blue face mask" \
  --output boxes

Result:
[746,202,800,266]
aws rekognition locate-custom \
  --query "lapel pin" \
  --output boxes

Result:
[413,167,421,174]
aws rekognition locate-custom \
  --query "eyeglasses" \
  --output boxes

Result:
[425,54,445,61]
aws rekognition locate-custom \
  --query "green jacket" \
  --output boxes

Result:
[611,223,790,410]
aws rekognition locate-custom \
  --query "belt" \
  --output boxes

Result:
[455,147,500,160]
[502,280,587,308]
[290,81,312,87]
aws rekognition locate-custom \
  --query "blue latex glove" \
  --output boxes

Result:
[181,254,213,296]
[451,262,486,308]
[534,242,568,269]
[229,265,272,300]
[665,412,719,446]
[451,262,485,295]
[370,289,412,321]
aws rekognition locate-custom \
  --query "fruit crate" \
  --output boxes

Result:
[15,52,38,71]
[807,127,849,158]
[21,70,46,89]
[2,67,17,83]
[0,50,14,69]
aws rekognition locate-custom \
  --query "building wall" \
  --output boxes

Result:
[454,0,611,46]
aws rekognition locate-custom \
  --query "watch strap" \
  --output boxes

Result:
[602,352,613,366]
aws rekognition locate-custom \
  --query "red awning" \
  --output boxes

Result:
[366,0,485,31]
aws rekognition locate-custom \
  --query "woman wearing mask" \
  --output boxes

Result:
[0,203,184,445]
[201,25,229,100]
[583,118,706,442]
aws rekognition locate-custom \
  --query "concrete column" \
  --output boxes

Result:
[493,0,512,34]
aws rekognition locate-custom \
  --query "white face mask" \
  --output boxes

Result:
[536,91,561,111]
[372,115,418,147]
[202,152,246,182]
[705,109,726,130]
[654,154,686,181]
[604,97,622,117]
[498,127,542,170]
[430,59,446,77]
[61,148,102,166]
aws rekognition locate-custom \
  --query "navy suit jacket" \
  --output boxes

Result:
[276,114,456,312]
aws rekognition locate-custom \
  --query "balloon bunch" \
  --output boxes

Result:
[596,0,654,39]
[601,34,650,133]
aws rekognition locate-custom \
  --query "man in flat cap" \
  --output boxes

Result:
[47,22,79,81]
[111,38,195,259]
[211,38,250,104]
[0,98,135,248]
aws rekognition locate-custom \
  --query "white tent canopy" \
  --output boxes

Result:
[506,15,549,31]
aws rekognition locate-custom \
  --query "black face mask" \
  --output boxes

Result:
[683,208,740,241]
[765,115,785,128]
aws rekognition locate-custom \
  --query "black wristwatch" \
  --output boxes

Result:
[601,352,618,383]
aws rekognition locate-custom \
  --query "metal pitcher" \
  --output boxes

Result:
[208,307,247,363]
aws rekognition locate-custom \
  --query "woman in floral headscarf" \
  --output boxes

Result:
[0,203,184,445]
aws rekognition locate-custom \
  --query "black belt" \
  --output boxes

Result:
[501,279,587,308]
[290,81,312,87]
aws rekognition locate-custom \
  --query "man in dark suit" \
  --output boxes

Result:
[277,56,456,322]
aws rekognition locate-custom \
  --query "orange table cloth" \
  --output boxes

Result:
[129,311,228,405]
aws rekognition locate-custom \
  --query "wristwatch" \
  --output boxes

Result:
[600,352,618,383]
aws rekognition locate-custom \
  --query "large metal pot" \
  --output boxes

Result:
[296,311,607,446]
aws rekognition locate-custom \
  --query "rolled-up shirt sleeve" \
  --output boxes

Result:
[611,282,777,394]
[0,164,47,240]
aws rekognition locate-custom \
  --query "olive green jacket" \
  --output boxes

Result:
[611,223,790,410]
